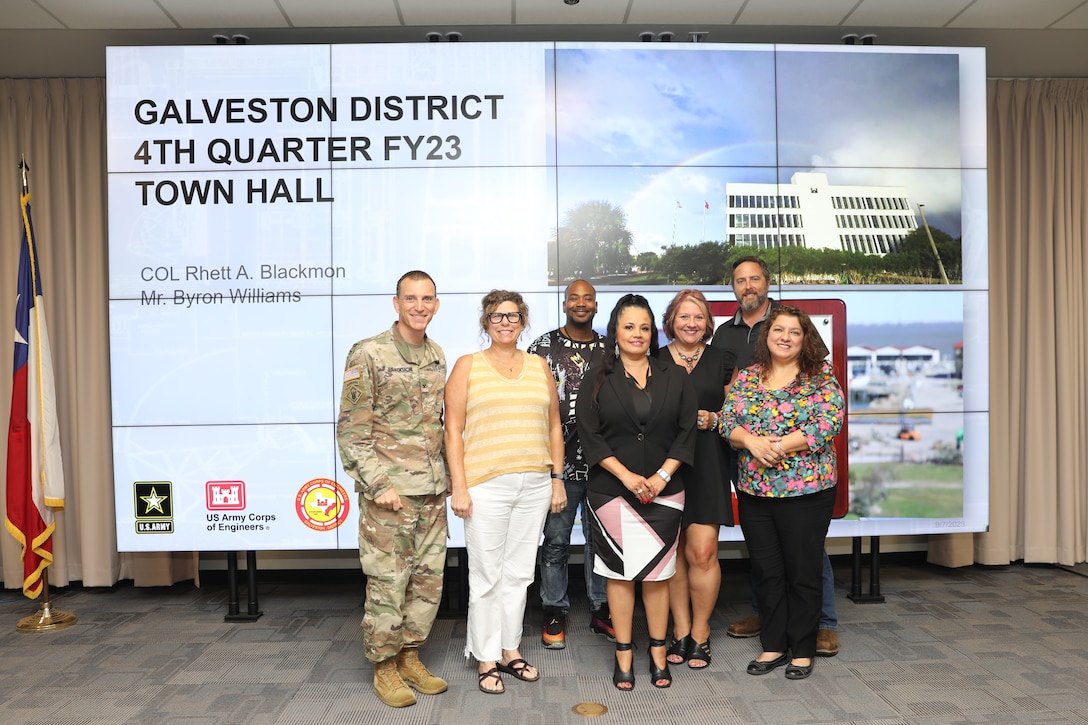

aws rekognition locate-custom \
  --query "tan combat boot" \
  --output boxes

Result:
[397,648,448,695]
[373,658,417,707]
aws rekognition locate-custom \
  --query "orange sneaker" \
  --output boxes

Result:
[542,609,566,650]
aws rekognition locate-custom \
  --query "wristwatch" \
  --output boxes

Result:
[550,472,566,480]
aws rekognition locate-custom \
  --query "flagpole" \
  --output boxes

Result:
[16,568,76,632]
[10,157,76,633]
[672,201,679,245]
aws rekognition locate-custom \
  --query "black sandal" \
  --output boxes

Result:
[613,642,635,690]
[665,634,694,665]
[688,639,711,669]
[647,638,672,688]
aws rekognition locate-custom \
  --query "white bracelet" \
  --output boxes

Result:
[657,468,671,483]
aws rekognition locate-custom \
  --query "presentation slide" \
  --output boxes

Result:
[107,41,987,551]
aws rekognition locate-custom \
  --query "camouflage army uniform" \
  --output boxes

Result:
[337,322,448,664]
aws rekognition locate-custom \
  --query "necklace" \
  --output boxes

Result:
[674,344,703,373]
[486,349,519,374]
[560,324,594,343]
[763,364,799,390]
[622,361,650,389]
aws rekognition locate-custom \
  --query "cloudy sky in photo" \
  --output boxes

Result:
[549,45,972,255]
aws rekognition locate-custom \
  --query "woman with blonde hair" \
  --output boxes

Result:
[658,289,734,670]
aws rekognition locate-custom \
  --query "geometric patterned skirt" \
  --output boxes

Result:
[587,488,685,582]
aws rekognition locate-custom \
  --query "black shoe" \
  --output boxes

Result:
[613,642,635,690]
[746,652,789,676]
[785,660,814,680]
[647,638,672,688]
[665,634,694,665]
[542,607,566,650]
[688,638,711,669]
[590,604,616,641]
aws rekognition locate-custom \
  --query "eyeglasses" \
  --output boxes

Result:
[487,312,523,324]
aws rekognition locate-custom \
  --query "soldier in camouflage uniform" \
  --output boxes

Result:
[337,270,449,708]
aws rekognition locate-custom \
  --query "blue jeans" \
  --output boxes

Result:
[539,477,608,614]
[751,548,838,630]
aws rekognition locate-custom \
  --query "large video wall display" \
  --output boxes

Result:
[107,42,987,551]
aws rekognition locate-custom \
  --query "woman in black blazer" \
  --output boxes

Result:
[576,294,697,691]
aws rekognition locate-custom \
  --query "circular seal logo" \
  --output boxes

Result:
[295,478,350,531]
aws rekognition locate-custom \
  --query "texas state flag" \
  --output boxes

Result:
[6,191,65,599]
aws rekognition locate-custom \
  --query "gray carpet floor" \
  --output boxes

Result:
[2,557,1087,724]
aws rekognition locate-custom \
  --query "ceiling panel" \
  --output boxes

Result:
[948,0,1087,29]
[626,0,746,25]
[3,0,66,29]
[736,0,856,26]
[398,0,512,27]
[278,0,403,28]
[161,0,288,29]
[38,0,175,29]
[1051,2,1088,29]
[518,0,631,25]
[4,0,1088,77]
[845,0,975,29]
[9,0,1088,32]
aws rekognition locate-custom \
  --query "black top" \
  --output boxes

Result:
[658,344,735,527]
[711,298,829,376]
[576,356,697,498]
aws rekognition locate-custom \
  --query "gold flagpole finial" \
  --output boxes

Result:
[19,154,30,194]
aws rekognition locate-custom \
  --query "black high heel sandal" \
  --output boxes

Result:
[665,634,694,665]
[647,638,672,688]
[613,642,635,690]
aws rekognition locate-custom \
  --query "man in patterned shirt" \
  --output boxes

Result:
[337,270,449,708]
[527,279,614,649]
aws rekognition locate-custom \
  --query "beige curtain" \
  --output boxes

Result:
[980,78,1088,565]
[1,78,196,591]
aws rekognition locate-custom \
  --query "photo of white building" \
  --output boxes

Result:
[727,171,918,255]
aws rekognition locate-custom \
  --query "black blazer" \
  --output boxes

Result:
[576,356,697,497]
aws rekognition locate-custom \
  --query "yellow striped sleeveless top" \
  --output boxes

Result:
[463,350,553,487]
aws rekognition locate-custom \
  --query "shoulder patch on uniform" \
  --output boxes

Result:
[344,382,362,405]
[344,366,361,382]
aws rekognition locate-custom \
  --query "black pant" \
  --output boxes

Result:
[737,487,836,659]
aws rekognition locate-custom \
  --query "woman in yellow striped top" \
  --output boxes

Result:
[445,290,565,695]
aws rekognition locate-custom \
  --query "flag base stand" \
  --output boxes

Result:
[14,570,77,633]
[16,601,77,633]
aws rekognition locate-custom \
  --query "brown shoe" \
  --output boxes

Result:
[374,658,417,707]
[397,648,448,695]
[726,614,761,638]
[815,628,839,657]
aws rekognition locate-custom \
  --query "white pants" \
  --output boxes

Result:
[462,470,552,662]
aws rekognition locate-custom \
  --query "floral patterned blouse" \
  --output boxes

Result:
[717,360,844,498]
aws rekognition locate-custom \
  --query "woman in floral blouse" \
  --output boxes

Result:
[715,305,844,680]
